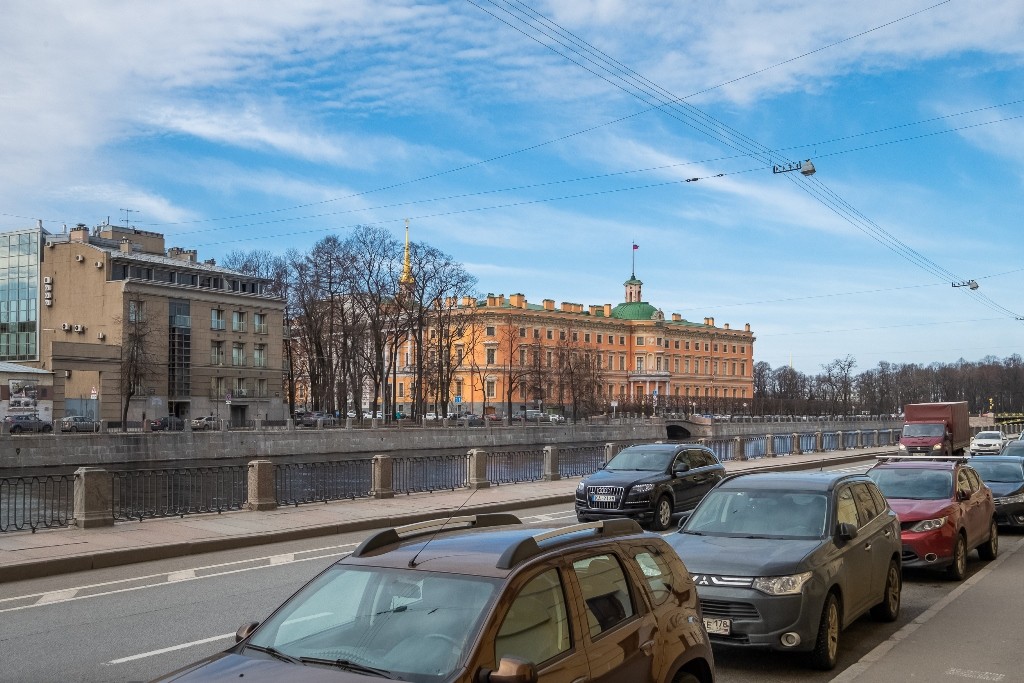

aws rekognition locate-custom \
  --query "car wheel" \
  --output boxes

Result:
[947,533,968,581]
[650,495,673,531]
[978,520,998,561]
[70,426,78,433]
[42,425,52,433]
[870,559,901,622]
[10,426,21,434]
[671,672,701,683]
[809,592,840,670]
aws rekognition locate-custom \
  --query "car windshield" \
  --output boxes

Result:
[1001,443,1024,457]
[969,460,1024,484]
[247,565,499,682]
[682,490,828,539]
[867,468,953,500]
[975,432,1002,440]
[902,424,944,437]
[606,447,672,471]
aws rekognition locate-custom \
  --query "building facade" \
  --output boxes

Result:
[394,274,755,418]
[1,222,286,424]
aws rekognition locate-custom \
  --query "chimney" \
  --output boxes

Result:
[671,313,681,321]
[120,238,132,253]
[36,219,43,229]
[561,302,573,312]
[510,293,526,308]
[604,303,612,317]
[461,295,475,308]
[589,305,601,316]
[70,225,89,243]
[497,294,506,307]
[745,323,751,332]
[543,299,555,311]
[723,323,730,330]
[486,293,497,307]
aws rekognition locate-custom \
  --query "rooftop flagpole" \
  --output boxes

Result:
[631,241,638,277]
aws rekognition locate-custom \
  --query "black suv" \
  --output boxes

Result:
[575,443,725,530]
[154,514,716,683]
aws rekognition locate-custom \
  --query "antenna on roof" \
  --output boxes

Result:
[407,487,482,568]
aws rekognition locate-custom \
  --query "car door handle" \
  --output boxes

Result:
[863,543,872,551]
[640,640,655,656]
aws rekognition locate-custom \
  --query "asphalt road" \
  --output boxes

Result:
[0,459,1019,683]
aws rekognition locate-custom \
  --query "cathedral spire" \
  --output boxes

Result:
[399,218,415,291]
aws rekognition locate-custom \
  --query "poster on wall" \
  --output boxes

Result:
[8,379,38,413]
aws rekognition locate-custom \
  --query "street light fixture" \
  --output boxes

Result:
[952,280,979,290]
[772,159,816,176]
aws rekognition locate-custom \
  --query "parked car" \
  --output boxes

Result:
[149,416,186,431]
[866,456,997,580]
[299,411,335,427]
[59,415,100,432]
[4,414,53,434]
[190,415,219,430]
[969,430,1008,455]
[575,443,725,530]
[968,455,1024,528]
[668,471,902,670]
[999,441,1024,457]
[152,514,716,683]
[456,413,484,426]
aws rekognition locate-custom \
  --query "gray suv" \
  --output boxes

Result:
[3,414,53,434]
[667,471,902,670]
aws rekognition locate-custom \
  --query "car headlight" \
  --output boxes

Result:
[909,517,947,532]
[630,483,655,494]
[998,493,1024,504]
[576,481,586,492]
[898,443,907,450]
[931,443,943,450]
[752,571,813,596]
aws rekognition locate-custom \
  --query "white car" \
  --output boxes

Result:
[970,430,1008,455]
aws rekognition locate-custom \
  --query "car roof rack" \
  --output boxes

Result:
[496,518,642,570]
[351,513,522,557]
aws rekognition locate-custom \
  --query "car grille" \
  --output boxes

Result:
[699,599,760,620]
[585,486,624,509]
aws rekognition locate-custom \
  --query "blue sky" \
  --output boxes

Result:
[2,1,1023,375]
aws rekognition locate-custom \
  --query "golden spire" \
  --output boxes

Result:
[399,218,415,290]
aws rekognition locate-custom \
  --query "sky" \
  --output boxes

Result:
[2,0,1023,375]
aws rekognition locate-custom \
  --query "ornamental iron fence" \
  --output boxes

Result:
[111,467,247,521]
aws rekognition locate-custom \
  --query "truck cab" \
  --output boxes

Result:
[899,422,951,456]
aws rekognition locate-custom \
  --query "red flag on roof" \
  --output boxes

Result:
[632,243,639,250]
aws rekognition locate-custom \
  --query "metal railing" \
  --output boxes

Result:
[487,449,544,484]
[274,460,374,505]
[558,446,605,478]
[393,455,469,493]
[0,475,74,533]
[112,467,247,521]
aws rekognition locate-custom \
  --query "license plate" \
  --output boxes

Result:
[703,618,731,635]
[592,494,617,502]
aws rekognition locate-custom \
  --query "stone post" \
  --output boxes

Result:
[856,430,863,448]
[870,429,878,447]
[286,418,295,431]
[100,420,108,433]
[247,459,277,511]
[543,446,561,481]
[74,467,114,528]
[221,419,229,432]
[468,449,490,489]
[765,434,775,457]
[253,419,262,432]
[815,431,823,453]
[792,433,801,455]
[837,431,845,451]
[345,417,352,429]
[372,454,394,499]
[733,436,746,461]
[604,443,617,465]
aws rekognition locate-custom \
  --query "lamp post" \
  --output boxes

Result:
[952,280,979,290]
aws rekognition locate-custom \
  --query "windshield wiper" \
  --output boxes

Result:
[244,644,302,664]
[300,657,398,679]
[681,530,704,535]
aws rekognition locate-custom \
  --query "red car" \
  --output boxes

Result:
[867,457,997,580]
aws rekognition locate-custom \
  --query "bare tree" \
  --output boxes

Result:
[117,303,157,430]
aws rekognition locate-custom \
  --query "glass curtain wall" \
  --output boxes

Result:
[0,230,40,361]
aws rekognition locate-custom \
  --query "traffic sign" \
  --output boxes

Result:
[454,395,462,404]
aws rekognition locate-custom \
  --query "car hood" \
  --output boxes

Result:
[972,439,1001,446]
[155,652,383,682]
[585,468,665,487]
[988,482,1024,498]
[887,499,955,521]
[668,533,824,576]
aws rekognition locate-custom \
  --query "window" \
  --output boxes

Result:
[257,378,267,397]
[836,487,860,527]
[232,342,246,367]
[656,337,662,347]
[685,341,690,351]
[533,328,540,339]
[633,552,672,606]
[546,350,553,367]
[519,327,526,338]
[495,569,570,665]
[211,309,225,330]
[636,357,644,372]
[546,329,553,340]
[636,336,644,346]
[519,349,526,366]
[485,380,496,398]
[656,357,662,371]
[560,330,566,341]
[455,345,464,365]
[455,380,463,398]
[128,300,144,323]
[619,355,625,371]
[713,343,718,352]
[253,344,267,368]
[704,342,710,352]
[486,348,496,365]
[674,358,679,373]
[619,336,625,346]
[573,555,634,638]
[232,311,246,332]
[597,334,602,344]
[674,340,679,349]
[486,326,495,337]
[851,483,881,525]
[398,383,404,398]
[254,313,267,334]
[211,341,225,366]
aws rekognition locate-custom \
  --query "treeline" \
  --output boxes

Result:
[751,355,1024,417]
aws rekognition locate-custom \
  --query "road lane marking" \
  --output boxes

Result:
[946,669,1004,681]
[167,570,196,582]
[105,633,235,664]
[35,588,79,605]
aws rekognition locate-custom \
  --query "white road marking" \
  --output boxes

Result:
[35,588,79,605]
[105,633,234,664]
[269,553,294,565]
[167,570,196,582]
[945,669,1004,681]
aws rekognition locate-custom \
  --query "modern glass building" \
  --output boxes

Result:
[0,228,41,361]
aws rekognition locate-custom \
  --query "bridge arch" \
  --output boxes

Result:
[666,424,693,441]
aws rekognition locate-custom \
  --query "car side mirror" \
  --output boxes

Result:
[235,621,259,643]
[674,463,690,475]
[676,511,692,529]
[957,489,971,501]
[835,522,858,542]
[486,657,538,683]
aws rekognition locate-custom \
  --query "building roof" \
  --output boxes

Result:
[610,301,659,320]
[0,362,52,375]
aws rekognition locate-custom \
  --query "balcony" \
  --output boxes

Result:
[211,320,226,331]
[170,315,191,329]
[231,358,249,367]
[232,322,247,333]
[254,323,268,334]
[210,354,225,366]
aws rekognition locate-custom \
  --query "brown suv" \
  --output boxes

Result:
[154,514,715,683]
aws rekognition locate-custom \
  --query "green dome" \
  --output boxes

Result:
[610,301,659,320]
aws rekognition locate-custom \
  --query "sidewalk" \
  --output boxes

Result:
[0,447,892,583]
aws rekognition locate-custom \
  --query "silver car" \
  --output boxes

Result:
[60,415,101,432]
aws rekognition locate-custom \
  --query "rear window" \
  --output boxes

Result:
[868,468,952,500]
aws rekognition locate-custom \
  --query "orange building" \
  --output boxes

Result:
[395,273,755,418]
